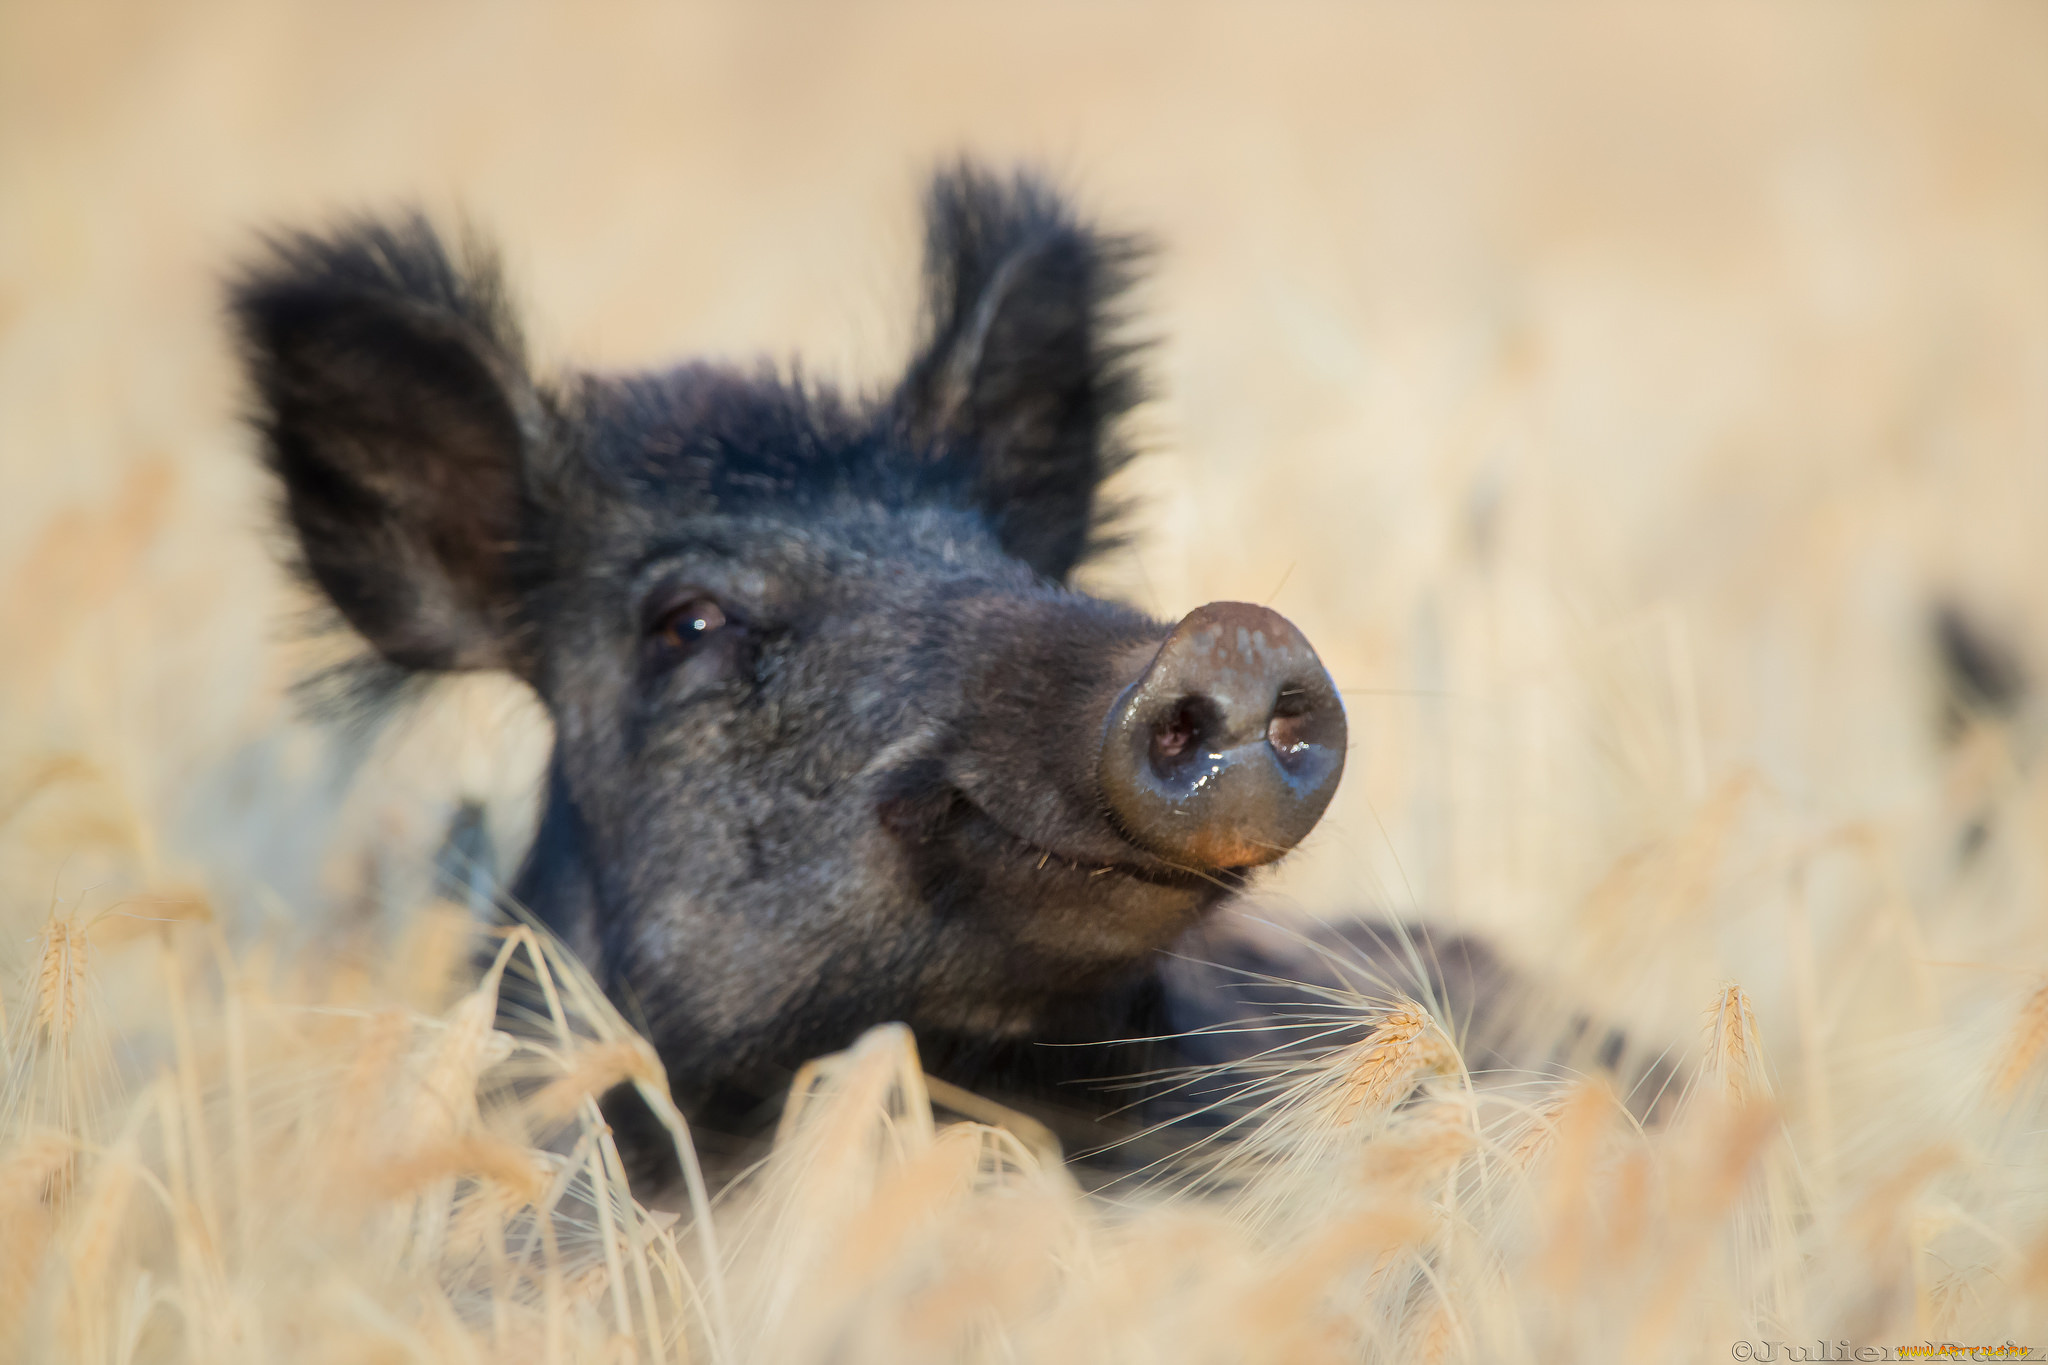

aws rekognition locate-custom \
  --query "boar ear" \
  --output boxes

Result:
[894,164,1148,581]
[231,215,541,674]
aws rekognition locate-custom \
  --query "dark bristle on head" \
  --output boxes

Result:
[894,162,1152,582]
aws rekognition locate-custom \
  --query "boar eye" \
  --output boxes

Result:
[645,592,736,664]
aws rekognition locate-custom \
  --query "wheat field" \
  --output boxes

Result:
[4,2,2048,1360]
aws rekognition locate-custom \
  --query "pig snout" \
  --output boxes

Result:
[1098,602,1346,869]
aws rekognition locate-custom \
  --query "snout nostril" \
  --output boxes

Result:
[1153,702,1197,760]
[1266,712,1309,755]
[1148,695,1218,779]
[1266,684,1318,760]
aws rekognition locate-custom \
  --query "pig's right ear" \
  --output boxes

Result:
[230,216,541,675]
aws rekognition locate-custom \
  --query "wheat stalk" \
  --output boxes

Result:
[34,916,87,1045]
[1355,1098,1476,1193]
[405,985,515,1149]
[373,1132,551,1208]
[63,1134,139,1303]
[1705,981,1768,1103]
[1332,1006,1455,1128]
[528,1038,659,1123]
[1991,975,2048,1099]
[1409,1301,1459,1365]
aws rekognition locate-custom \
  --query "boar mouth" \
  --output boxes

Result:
[967,799,1249,889]
[875,758,1247,893]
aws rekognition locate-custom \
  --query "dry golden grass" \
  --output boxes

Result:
[6,1,2048,1359]
[0,893,2044,1359]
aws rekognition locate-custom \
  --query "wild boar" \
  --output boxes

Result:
[232,164,1625,1183]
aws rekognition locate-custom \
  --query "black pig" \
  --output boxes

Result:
[232,165,1556,1180]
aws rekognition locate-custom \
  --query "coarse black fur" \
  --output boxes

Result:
[233,164,1648,1188]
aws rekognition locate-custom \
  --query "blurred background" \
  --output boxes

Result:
[4,0,2046,1061]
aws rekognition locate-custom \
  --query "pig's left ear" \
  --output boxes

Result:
[230,215,545,676]
[892,164,1148,581]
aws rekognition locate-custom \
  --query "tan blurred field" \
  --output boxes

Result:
[5,2,2048,1360]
